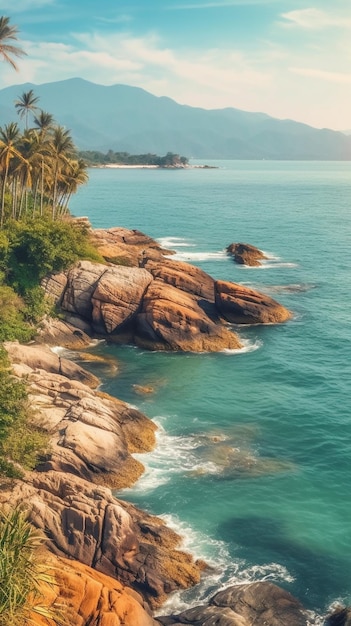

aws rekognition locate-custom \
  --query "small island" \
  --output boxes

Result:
[78,149,189,168]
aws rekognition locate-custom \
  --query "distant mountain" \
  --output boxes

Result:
[1,77,350,159]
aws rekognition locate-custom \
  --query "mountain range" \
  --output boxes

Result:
[0,77,350,160]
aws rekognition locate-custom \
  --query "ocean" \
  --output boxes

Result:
[69,160,351,623]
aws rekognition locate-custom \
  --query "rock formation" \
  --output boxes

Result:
[215,280,292,324]
[158,582,312,625]
[326,607,351,626]
[227,242,267,266]
[32,553,159,626]
[135,280,241,352]
[91,225,172,267]
[5,342,156,489]
[39,226,291,352]
[0,472,204,609]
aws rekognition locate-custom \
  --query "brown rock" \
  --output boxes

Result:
[0,472,203,608]
[136,280,241,352]
[91,227,172,267]
[62,260,107,318]
[140,255,214,301]
[35,316,92,349]
[13,364,156,488]
[4,341,99,388]
[326,606,351,626]
[227,242,267,266]
[41,271,68,304]
[215,280,292,324]
[31,553,159,626]
[91,266,153,333]
[158,581,310,625]
[211,582,310,625]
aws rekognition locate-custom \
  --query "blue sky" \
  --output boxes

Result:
[1,0,351,130]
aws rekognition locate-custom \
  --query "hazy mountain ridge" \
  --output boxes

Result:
[0,77,350,159]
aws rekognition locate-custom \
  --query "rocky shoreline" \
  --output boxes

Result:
[2,222,344,625]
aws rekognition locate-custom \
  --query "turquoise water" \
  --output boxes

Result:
[70,161,351,621]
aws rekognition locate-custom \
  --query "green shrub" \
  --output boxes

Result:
[0,285,35,342]
[4,218,103,293]
[0,347,48,477]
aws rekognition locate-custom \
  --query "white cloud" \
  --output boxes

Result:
[290,67,351,84]
[280,8,351,30]
[4,24,351,130]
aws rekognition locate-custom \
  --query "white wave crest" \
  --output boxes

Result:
[222,338,263,354]
[158,236,195,249]
[154,513,296,617]
[172,250,228,262]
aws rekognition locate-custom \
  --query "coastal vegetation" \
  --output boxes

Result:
[0,506,57,625]
[79,149,189,167]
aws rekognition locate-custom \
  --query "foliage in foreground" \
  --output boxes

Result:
[0,507,60,625]
[0,218,103,344]
[0,218,103,293]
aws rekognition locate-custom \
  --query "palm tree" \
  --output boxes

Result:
[15,90,40,129]
[33,110,55,138]
[47,126,75,219]
[0,16,26,71]
[33,112,55,215]
[0,122,25,227]
[57,158,89,215]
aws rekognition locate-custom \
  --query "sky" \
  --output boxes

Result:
[1,0,351,130]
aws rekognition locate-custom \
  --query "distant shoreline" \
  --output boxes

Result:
[93,163,217,169]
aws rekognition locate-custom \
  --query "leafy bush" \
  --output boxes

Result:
[3,219,102,293]
[0,348,48,477]
[0,286,35,342]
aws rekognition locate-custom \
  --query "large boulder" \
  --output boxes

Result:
[4,342,99,388]
[0,472,204,608]
[9,359,156,489]
[41,271,68,304]
[215,280,292,324]
[91,227,171,266]
[136,280,242,352]
[32,553,159,626]
[159,581,311,625]
[35,316,92,348]
[91,265,153,333]
[227,242,267,267]
[141,255,215,301]
[62,260,107,319]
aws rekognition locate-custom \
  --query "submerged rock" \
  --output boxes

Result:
[227,242,267,267]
